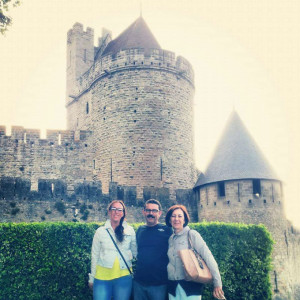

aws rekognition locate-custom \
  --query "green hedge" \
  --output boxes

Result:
[0,222,273,300]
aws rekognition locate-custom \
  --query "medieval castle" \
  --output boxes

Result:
[0,17,299,299]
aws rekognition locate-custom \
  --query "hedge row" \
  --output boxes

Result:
[0,222,273,300]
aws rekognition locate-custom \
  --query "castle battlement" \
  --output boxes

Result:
[68,47,194,105]
[0,125,92,146]
[67,22,94,44]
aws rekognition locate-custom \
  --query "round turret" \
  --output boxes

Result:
[66,17,196,195]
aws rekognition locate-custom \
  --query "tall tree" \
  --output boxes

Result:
[0,0,20,34]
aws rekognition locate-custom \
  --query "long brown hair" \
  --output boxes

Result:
[108,200,126,242]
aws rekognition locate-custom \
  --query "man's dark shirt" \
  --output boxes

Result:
[134,223,173,286]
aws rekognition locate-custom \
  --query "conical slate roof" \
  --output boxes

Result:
[102,17,161,56]
[195,111,280,188]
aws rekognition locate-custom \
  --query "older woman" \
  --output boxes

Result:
[88,200,137,300]
[165,205,225,300]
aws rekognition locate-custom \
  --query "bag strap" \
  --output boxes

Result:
[106,228,132,275]
[187,229,206,269]
[187,229,194,250]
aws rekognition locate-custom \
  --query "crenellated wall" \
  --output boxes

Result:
[0,126,94,192]
[0,176,195,223]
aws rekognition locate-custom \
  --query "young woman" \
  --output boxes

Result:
[88,200,137,300]
[165,205,225,300]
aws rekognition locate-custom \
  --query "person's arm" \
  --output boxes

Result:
[130,227,137,258]
[191,230,225,298]
[88,228,102,287]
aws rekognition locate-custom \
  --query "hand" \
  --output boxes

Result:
[213,286,225,299]
[88,282,93,290]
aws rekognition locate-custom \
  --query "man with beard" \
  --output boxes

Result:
[133,199,173,300]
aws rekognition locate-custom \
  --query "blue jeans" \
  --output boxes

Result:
[133,280,168,300]
[93,275,132,300]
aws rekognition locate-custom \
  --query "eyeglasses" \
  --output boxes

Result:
[110,207,124,212]
[144,209,159,214]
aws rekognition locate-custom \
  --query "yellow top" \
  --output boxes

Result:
[95,257,130,280]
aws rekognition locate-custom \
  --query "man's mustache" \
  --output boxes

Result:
[147,215,155,219]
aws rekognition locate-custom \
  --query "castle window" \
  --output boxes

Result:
[218,181,225,197]
[83,49,87,63]
[249,199,252,204]
[214,202,217,206]
[227,200,230,205]
[86,102,89,114]
[253,179,261,195]
[134,110,137,113]
[93,160,96,169]
[263,199,267,203]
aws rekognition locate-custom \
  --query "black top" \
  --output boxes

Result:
[168,280,204,296]
[134,224,173,286]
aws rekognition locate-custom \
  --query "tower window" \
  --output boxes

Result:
[218,181,225,197]
[253,179,261,195]
[86,102,89,114]
[84,49,87,63]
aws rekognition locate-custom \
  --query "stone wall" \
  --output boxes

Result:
[0,176,196,224]
[197,179,300,300]
[0,126,94,193]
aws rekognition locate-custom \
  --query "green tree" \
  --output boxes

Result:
[0,0,20,34]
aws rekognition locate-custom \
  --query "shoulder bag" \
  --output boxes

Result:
[106,228,133,275]
[178,229,213,284]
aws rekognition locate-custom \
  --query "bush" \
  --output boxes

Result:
[81,210,89,221]
[189,223,273,300]
[54,201,66,215]
[0,222,273,300]
[10,208,20,215]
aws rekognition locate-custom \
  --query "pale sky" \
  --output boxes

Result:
[1,0,300,227]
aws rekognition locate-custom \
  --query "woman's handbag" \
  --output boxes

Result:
[106,228,133,275]
[178,230,213,284]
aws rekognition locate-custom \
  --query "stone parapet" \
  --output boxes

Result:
[67,47,194,105]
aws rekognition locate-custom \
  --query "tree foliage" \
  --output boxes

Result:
[0,0,20,34]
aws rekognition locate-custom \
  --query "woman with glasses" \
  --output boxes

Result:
[165,205,225,300]
[88,200,137,300]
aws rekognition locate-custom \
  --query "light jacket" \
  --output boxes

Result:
[167,225,222,288]
[89,220,137,283]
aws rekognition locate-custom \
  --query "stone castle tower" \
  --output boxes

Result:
[65,17,196,196]
[194,111,300,300]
